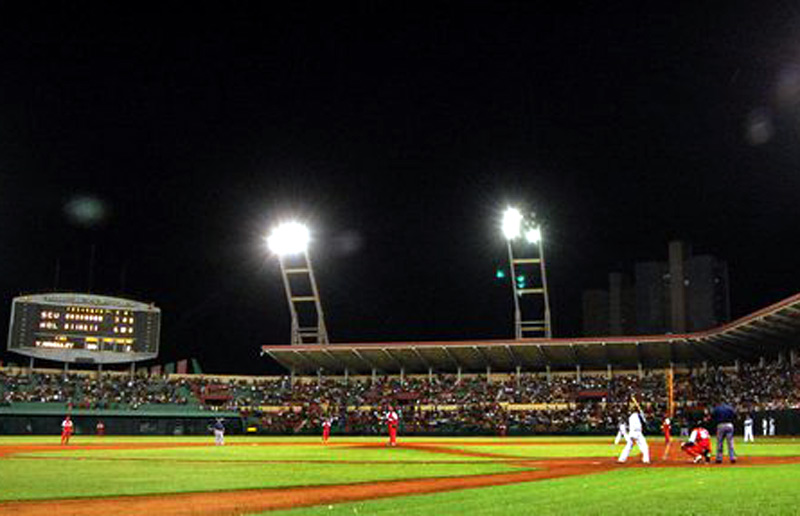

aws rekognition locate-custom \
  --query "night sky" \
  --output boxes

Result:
[1,3,799,374]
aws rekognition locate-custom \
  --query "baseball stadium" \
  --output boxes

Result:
[2,278,800,516]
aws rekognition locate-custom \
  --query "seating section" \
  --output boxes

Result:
[2,360,798,434]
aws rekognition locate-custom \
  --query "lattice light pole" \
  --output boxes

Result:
[266,221,329,345]
[501,207,552,339]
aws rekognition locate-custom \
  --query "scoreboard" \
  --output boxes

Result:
[7,293,161,364]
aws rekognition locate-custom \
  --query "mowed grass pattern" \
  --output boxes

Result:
[3,436,800,513]
[266,464,800,516]
[0,438,518,502]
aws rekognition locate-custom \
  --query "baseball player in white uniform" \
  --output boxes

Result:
[614,419,629,445]
[213,419,225,446]
[617,403,650,464]
[743,415,754,442]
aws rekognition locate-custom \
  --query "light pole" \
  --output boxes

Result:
[501,207,552,339]
[266,221,329,345]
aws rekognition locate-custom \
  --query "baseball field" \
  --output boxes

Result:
[1,435,799,515]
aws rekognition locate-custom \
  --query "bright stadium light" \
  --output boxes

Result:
[525,226,542,244]
[502,207,523,240]
[265,219,329,345]
[499,204,552,340]
[266,222,310,256]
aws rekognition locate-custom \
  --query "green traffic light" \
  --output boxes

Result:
[496,269,506,279]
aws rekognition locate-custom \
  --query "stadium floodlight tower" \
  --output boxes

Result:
[501,207,552,339]
[266,221,329,345]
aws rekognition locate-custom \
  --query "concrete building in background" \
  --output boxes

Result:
[582,289,609,337]
[581,273,636,336]
[582,241,730,336]
[685,254,730,331]
[609,272,636,335]
[668,241,689,334]
[634,261,669,334]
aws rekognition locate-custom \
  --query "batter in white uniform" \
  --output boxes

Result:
[617,407,650,464]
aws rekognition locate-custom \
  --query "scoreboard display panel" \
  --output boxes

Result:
[8,293,160,364]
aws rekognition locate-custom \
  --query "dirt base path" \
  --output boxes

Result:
[1,441,798,516]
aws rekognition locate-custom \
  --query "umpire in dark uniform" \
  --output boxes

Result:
[711,401,736,464]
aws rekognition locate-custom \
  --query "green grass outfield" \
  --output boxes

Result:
[2,435,800,514]
[268,463,800,516]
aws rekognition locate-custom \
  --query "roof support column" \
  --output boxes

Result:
[400,367,405,385]
[607,363,612,380]
[516,365,521,390]
[778,353,784,365]
[129,361,134,380]
[428,367,433,383]
[759,356,765,367]
[791,350,797,366]
[734,360,740,373]
[576,364,581,383]
[546,365,551,382]
[486,365,492,384]
[372,368,377,385]
[703,361,708,373]
[637,362,643,380]
[457,366,462,384]
[290,368,295,387]
[317,368,322,386]
[344,368,349,386]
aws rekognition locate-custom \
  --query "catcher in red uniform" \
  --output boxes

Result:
[681,423,711,463]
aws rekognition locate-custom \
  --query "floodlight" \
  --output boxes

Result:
[525,226,542,244]
[266,222,310,256]
[502,207,523,240]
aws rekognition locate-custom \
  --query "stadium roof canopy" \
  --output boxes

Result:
[262,292,800,375]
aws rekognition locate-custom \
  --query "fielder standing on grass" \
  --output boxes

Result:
[322,416,332,444]
[386,405,399,447]
[744,414,754,443]
[213,418,225,446]
[60,415,74,445]
[617,397,650,464]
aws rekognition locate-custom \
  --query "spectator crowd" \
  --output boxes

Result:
[2,360,799,435]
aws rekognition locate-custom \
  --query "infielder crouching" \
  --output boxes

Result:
[617,401,650,464]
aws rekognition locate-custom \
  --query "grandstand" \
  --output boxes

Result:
[261,291,800,375]
[2,292,800,437]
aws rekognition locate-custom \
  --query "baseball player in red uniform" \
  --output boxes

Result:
[661,416,672,459]
[61,416,74,445]
[662,417,671,444]
[681,423,711,463]
[322,417,332,444]
[386,406,399,447]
